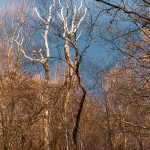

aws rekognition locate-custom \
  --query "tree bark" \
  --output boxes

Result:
[42,61,50,82]
[41,61,51,150]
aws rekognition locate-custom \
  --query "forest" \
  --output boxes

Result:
[0,0,150,150]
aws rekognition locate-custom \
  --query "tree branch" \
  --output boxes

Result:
[95,0,150,21]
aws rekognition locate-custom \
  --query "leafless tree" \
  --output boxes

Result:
[95,0,150,67]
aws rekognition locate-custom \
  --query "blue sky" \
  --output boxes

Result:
[0,0,121,62]
[0,0,122,83]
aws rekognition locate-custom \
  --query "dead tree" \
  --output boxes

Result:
[11,2,55,82]
[10,2,55,150]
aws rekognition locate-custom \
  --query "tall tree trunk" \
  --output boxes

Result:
[64,89,70,150]
[40,86,50,150]
[41,60,51,150]
[43,100,50,150]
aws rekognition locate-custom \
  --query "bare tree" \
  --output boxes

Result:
[9,2,56,150]
[11,1,56,82]
[95,0,150,66]
[56,1,88,149]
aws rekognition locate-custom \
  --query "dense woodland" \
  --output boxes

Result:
[0,0,150,150]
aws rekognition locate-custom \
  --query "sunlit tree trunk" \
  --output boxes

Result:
[57,1,87,148]
[10,3,55,149]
